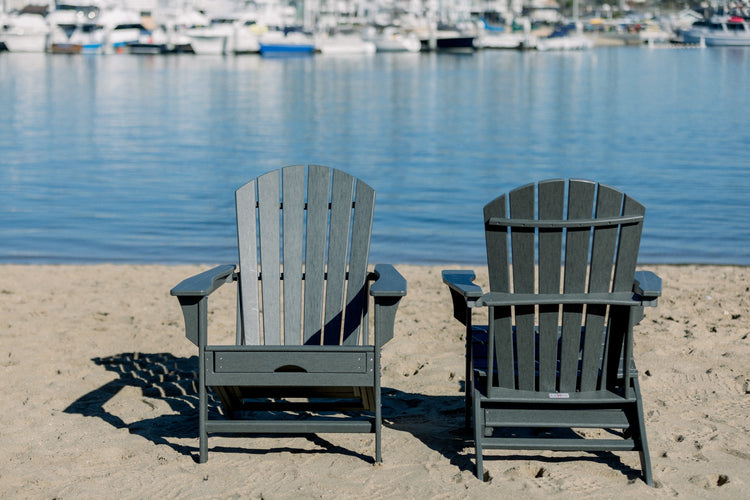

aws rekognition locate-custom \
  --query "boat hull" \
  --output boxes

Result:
[421,35,476,51]
[1,33,48,52]
[259,32,315,56]
[682,32,750,45]
[127,43,168,54]
[535,35,594,51]
[318,37,375,55]
[50,43,82,53]
[259,44,315,55]
[187,35,227,55]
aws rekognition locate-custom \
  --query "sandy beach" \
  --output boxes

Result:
[1,263,748,499]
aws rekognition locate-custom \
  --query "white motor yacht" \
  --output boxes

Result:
[682,15,750,46]
[366,27,420,52]
[317,32,376,55]
[0,13,50,52]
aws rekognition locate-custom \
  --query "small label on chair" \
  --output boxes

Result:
[549,393,569,399]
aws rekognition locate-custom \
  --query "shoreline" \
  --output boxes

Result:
[2,264,748,498]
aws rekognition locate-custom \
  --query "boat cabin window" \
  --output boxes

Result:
[727,22,747,32]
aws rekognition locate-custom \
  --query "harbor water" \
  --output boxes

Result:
[1,47,749,265]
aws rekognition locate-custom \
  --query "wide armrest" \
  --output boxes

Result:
[633,270,662,299]
[370,264,407,297]
[171,264,236,298]
[442,270,484,300]
[442,270,484,326]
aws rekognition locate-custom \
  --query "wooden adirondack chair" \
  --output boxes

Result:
[171,165,406,463]
[443,179,660,485]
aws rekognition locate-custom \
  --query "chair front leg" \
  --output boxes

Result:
[465,317,474,429]
[473,388,485,480]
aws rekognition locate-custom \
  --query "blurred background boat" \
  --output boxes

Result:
[363,26,420,52]
[258,27,315,55]
[682,15,750,46]
[0,12,49,52]
[534,22,593,50]
[317,30,376,54]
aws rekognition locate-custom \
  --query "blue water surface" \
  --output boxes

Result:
[1,48,749,265]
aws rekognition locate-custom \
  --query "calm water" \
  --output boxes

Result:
[1,48,749,265]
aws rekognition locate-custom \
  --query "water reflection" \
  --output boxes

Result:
[1,49,748,264]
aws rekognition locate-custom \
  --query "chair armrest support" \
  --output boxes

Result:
[442,270,484,325]
[631,270,662,324]
[370,264,407,347]
[170,264,236,346]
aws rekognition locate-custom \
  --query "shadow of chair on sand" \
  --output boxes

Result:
[64,352,206,459]
[65,352,645,480]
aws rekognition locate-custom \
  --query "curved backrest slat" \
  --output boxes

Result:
[236,180,260,345]
[580,183,623,391]
[235,165,375,347]
[484,179,645,394]
[559,179,596,392]
[282,165,306,345]
[537,179,565,392]
[323,170,356,344]
[257,170,282,345]
[484,193,514,387]
[509,183,536,391]
[345,179,375,345]
[303,165,330,344]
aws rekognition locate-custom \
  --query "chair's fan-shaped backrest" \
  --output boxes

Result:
[483,179,645,394]
[235,165,375,347]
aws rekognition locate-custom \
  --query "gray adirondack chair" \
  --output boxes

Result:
[443,179,660,485]
[171,165,406,463]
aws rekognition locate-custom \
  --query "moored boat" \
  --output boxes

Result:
[46,2,105,54]
[364,26,420,52]
[317,33,375,55]
[422,25,477,51]
[49,22,104,53]
[534,22,594,51]
[599,20,671,45]
[0,13,49,52]
[258,28,315,55]
[414,19,479,51]
[184,24,229,55]
[478,31,524,49]
[682,15,750,46]
[125,26,169,55]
